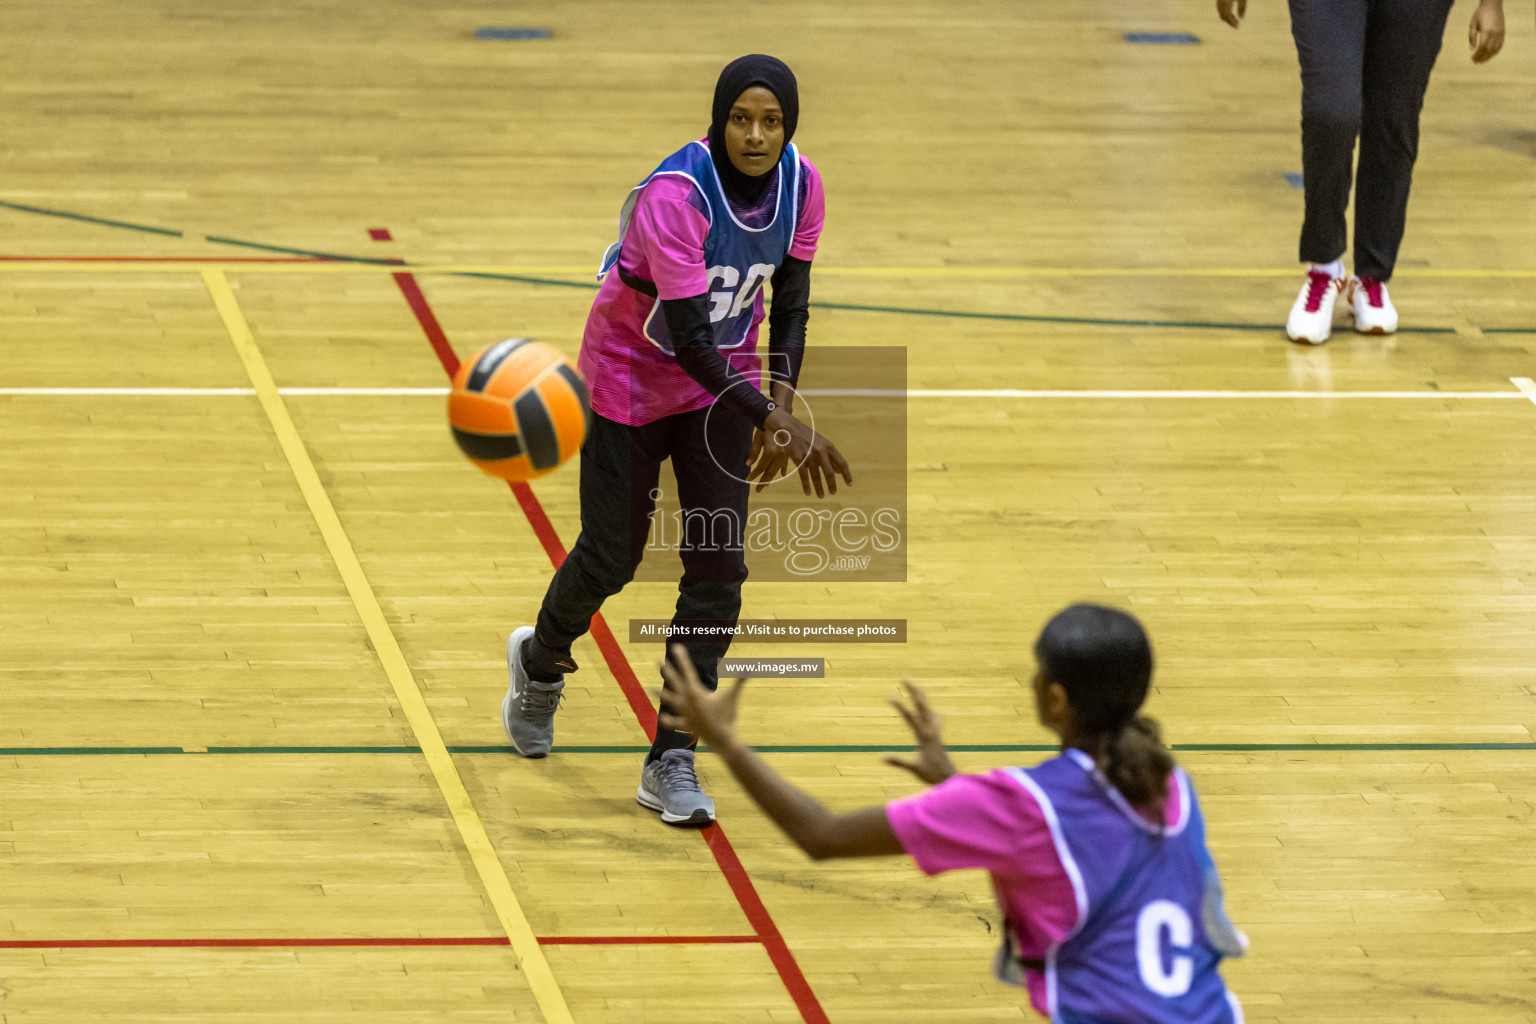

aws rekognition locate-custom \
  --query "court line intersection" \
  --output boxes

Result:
[388,260,831,1024]
[4,196,1536,332]
[3,742,1531,756]
[5,204,1534,1021]
[201,268,575,1024]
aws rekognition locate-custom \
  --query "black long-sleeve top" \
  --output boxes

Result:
[662,255,811,428]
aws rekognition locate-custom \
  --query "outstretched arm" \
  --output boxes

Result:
[658,645,905,860]
[707,742,902,861]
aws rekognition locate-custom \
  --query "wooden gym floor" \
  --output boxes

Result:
[2,0,1535,1021]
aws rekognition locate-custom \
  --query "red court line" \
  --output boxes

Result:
[0,938,508,949]
[503,481,660,738]
[587,603,660,737]
[391,267,829,1024]
[0,255,332,263]
[392,271,462,377]
[0,936,759,950]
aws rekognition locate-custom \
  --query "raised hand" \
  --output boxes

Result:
[658,644,746,748]
[883,681,958,786]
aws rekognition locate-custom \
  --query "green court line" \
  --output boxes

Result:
[450,744,641,753]
[809,299,1458,334]
[459,742,1536,753]
[737,742,1536,753]
[378,272,1475,335]
[2,742,1531,757]
[455,270,605,291]
[0,747,186,756]
[9,197,1528,334]
[204,745,422,754]
[0,198,183,238]
[1172,742,1536,751]
[202,235,400,265]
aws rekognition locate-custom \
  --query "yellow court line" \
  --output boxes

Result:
[5,261,1536,278]
[200,269,574,1024]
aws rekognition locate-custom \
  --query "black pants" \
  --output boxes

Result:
[1290,0,1455,280]
[534,406,754,760]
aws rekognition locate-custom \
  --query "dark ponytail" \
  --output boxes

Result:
[1035,604,1174,813]
[1096,715,1174,810]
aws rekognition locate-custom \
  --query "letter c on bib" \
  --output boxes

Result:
[1136,899,1194,998]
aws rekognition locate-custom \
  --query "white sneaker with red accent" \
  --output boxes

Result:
[1349,276,1398,335]
[1285,268,1347,345]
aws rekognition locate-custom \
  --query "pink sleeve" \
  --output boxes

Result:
[885,769,1062,880]
[625,177,711,300]
[789,157,824,261]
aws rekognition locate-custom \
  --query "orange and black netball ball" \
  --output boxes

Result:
[448,339,590,481]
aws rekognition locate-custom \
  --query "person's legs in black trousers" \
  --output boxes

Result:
[1290,0,1369,267]
[650,403,754,763]
[1354,0,1455,282]
[526,412,666,675]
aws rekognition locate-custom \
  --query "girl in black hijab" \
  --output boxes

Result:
[707,54,802,206]
[501,55,850,828]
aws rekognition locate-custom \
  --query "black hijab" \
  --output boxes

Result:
[706,54,799,206]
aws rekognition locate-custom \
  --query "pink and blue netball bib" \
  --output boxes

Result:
[1006,750,1247,1023]
[598,140,801,355]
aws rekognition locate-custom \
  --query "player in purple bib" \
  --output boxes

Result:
[501,55,853,827]
[660,604,1248,1023]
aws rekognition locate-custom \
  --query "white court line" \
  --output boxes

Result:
[281,387,447,396]
[0,387,257,395]
[1,386,1529,399]
[801,388,1528,399]
[0,386,438,396]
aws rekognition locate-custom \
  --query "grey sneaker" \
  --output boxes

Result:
[502,626,564,758]
[636,749,716,826]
